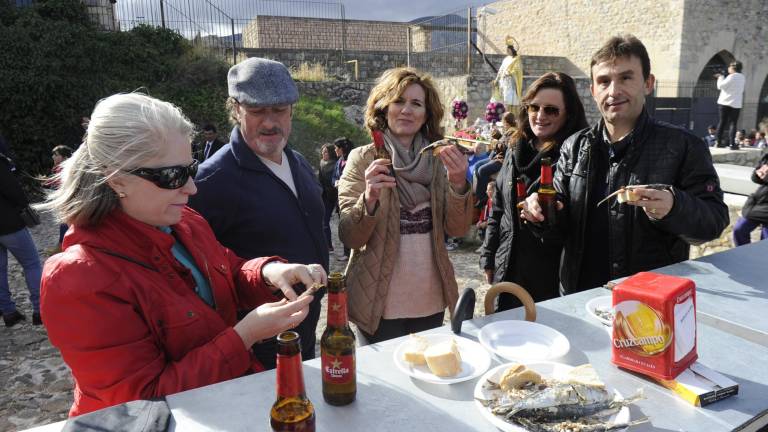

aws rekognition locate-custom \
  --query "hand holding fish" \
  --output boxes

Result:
[364,158,397,214]
[437,144,470,193]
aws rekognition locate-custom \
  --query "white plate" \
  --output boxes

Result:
[585,295,614,327]
[473,362,630,432]
[393,334,492,385]
[478,321,570,362]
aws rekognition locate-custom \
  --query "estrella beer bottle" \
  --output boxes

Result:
[320,272,356,405]
[270,331,315,431]
[537,157,557,226]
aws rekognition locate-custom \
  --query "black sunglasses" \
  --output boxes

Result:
[127,160,198,190]
[526,103,561,117]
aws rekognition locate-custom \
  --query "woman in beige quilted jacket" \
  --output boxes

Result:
[337,67,473,343]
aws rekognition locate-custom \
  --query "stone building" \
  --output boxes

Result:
[482,0,768,133]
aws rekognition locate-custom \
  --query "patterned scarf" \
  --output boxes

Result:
[383,129,433,211]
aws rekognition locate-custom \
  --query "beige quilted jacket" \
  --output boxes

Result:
[337,143,473,335]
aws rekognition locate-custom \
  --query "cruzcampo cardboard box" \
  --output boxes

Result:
[611,272,698,381]
[656,362,739,406]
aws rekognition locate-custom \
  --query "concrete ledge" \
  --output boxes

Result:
[710,147,764,167]
[715,164,759,196]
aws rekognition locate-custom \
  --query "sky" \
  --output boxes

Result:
[342,0,488,22]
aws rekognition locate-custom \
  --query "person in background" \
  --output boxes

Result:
[473,112,516,206]
[521,34,728,295]
[715,61,745,149]
[337,67,472,343]
[733,153,768,246]
[703,124,717,147]
[480,72,588,310]
[200,124,224,161]
[0,134,42,327]
[755,130,767,149]
[332,137,354,260]
[190,58,328,369]
[38,93,323,416]
[318,143,338,253]
[47,145,74,247]
[475,180,495,253]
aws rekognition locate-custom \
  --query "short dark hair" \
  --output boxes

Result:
[590,34,651,81]
[202,124,217,133]
[730,61,742,73]
[52,145,74,159]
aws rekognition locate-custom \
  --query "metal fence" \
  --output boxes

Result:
[648,80,722,136]
[84,0,346,62]
[407,6,478,77]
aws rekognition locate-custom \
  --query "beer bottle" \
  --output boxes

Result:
[537,157,557,226]
[320,272,356,406]
[515,177,526,206]
[270,331,315,432]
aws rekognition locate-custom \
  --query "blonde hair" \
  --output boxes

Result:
[36,93,194,226]
[364,67,444,142]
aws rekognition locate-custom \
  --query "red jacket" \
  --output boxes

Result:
[41,207,280,416]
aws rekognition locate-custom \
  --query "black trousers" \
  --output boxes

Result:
[716,104,741,148]
[362,311,445,344]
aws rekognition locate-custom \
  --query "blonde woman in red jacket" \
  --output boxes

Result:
[38,93,325,417]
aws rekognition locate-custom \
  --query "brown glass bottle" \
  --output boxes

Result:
[537,157,557,226]
[270,331,315,432]
[320,272,356,406]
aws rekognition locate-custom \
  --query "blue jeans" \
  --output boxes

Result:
[0,228,42,314]
[733,217,768,246]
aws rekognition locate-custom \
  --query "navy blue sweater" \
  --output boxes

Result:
[190,127,329,271]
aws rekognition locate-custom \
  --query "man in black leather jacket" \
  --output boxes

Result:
[521,35,729,295]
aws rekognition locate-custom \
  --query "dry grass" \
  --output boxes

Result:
[290,62,329,82]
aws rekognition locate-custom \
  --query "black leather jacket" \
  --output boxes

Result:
[541,109,729,294]
[742,153,768,224]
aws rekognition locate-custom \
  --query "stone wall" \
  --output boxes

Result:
[678,0,768,129]
[239,48,407,81]
[482,0,768,131]
[296,81,373,107]
[241,16,409,52]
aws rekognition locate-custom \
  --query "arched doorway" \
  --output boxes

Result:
[690,51,735,137]
[758,75,768,130]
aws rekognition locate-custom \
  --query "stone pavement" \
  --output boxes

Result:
[2,205,760,431]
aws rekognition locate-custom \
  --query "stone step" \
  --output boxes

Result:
[715,164,759,196]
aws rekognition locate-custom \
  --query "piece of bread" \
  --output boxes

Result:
[616,188,640,203]
[499,363,542,391]
[564,364,605,388]
[424,339,462,377]
[403,334,430,365]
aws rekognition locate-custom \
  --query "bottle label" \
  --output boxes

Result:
[276,353,306,398]
[327,292,348,327]
[321,354,355,384]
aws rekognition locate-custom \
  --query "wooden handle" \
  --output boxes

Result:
[484,282,536,321]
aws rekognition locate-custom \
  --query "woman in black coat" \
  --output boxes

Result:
[318,143,339,251]
[733,152,768,245]
[0,135,43,326]
[479,72,588,311]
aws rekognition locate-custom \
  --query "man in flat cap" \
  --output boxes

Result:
[191,57,328,369]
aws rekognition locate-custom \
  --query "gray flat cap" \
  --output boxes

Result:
[228,58,298,106]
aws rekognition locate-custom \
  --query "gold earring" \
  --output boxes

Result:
[118,192,126,198]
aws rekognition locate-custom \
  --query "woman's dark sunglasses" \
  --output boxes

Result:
[526,103,561,117]
[127,160,199,190]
